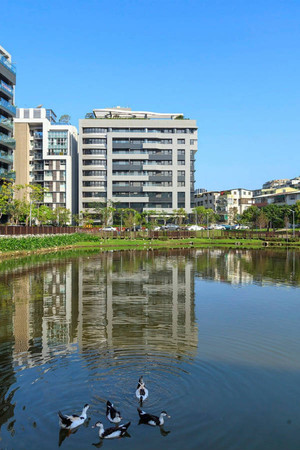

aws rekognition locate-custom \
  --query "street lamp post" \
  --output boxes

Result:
[206,212,209,238]
[288,209,295,238]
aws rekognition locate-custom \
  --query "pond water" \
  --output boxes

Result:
[0,248,300,450]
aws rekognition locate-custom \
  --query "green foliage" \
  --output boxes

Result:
[0,233,101,252]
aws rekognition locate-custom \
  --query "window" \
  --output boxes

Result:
[177,181,185,186]
[83,149,106,155]
[178,170,185,177]
[24,109,30,118]
[83,159,106,166]
[83,128,107,133]
[178,160,185,165]
[190,139,197,145]
[83,138,106,144]
[177,139,185,144]
[83,181,106,187]
[33,109,41,118]
[177,149,185,155]
[82,192,107,197]
[82,170,106,176]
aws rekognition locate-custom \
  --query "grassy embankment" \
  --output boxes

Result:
[0,232,299,259]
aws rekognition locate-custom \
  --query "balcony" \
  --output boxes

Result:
[0,98,16,116]
[0,168,15,180]
[0,150,13,163]
[0,133,15,148]
[0,55,16,75]
[0,80,13,98]
[0,116,13,132]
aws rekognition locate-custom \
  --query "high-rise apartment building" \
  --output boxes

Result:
[0,46,16,184]
[79,107,197,220]
[14,108,78,216]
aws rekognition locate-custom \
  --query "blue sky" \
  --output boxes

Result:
[1,0,299,190]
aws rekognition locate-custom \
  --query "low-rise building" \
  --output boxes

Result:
[216,188,253,223]
[194,190,220,210]
[253,188,300,207]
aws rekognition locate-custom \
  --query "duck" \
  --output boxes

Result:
[136,376,148,403]
[106,400,122,423]
[58,404,89,429]
[92,421,131,439]
[137,407,170,426]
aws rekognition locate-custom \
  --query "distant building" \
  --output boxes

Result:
[216,188,253,223]
[262,179,289,189]
[194,190,220,210]
[78,107,197,221]
[0,45,16,184]
[14,108,78,217]
[253,187,300,207]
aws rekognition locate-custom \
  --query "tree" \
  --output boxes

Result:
[192,206,207,225]
[240,205,260,227]
[158,210,169,226]
[93,200,116,226]
[38,205,54,225]
[256,211,268,229]
[123,208,141,230]
[59,114,71,124]
[173,208,187,226]
[54,206,71,226]
[0,181,14,221]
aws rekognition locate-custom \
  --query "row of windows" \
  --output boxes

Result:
[82,192,107,197]
[83,138,106,144]
[83,170,106,176]
[83,181,106,187]
[48,131,68,138]
[82,127,197,134]
[113,138,189,144]
[82,170,186,177]
[112,192,173,198]
[113,160,173,166]
[83,160,107,166]
[83,149,107,155]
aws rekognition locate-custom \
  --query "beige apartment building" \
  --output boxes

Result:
[14,108,78,216]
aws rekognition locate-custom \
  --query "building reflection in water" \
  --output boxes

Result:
[77,250,197,356]
[0,249,199,368]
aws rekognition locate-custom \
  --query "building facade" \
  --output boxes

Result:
[253,188,300,207]
[0,46,16,184]
[79,107,197,220]
[216,188,253,223]
[194,190,220,210]
[14,108,78,216]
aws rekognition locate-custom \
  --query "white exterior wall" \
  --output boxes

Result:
[15,108,78,216]
[78,113,197,217]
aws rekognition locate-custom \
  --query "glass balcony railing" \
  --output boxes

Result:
[0,150,13,162]
[0,133,16,148]
[0,55,16,74]
[0,98,16,115]
[0,168,15,180]
[0,80,13,96]
[0,116,13,130]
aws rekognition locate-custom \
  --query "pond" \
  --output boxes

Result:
[0,248,300,450]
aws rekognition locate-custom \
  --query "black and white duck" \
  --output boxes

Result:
[92,421,131,439]
[135,376,148,403]
[137,407,170,426]
[58,404,89,429]
[106,400,122,423]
